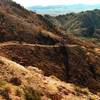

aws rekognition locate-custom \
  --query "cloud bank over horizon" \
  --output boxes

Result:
[13,0,100,7]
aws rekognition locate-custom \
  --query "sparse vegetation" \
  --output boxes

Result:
[15,86,25,97]
[23,87,41,100]
[0,0,99,100]
[74,86,99,100]
[0,81,7,87]
[75,86,89,96]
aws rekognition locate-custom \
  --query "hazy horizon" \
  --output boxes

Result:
[13,0,100,7]
[12,0,100,15]
[28,4,100,15]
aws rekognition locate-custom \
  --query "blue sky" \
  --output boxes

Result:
[13,0,100,7]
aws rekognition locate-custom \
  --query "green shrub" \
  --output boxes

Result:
[16,86,24,97]
[0,11,4,17]
[75,86,89,96]
[24,87,41,100]
[0,81,7,87]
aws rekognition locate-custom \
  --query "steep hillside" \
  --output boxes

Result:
[0,0,100,99]
[0,0,100,42]
[0,42,100,94]
[0,0,62,44]
[0,56,99,100]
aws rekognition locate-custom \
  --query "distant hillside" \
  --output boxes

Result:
[28,4,100,38]
[42,9,100,38]
[28,4,100,15]
[55,9,100,38]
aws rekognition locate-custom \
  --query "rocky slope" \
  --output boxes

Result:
[0,56,99,100]
[0,0,100,99]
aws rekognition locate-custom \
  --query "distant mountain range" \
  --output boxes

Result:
[28,4,100,15]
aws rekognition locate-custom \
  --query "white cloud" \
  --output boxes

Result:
[13,0,100,7]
